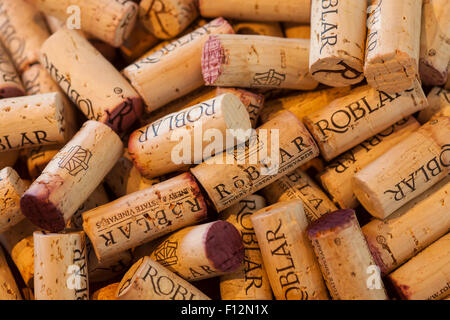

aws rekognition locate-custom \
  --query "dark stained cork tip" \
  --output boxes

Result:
[205,220,244,273]
[419,59,448,87]
[105,96,144,134]
[20,184,66,232]
[307,209,356,239]
[0,86,25,99]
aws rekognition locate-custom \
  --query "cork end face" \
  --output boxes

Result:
[20,185,65,232]
[105,97,144,134]
[364,53,418,94]
[352,174,387,220]
[306,209,355,239]
[221,93,252,137]
[205,221,244,272]
[113,2,139,47]
[419,59,448,87]
[0,86,25,99]
[202,35,224,85]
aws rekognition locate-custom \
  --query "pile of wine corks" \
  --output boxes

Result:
[0,0,448,301]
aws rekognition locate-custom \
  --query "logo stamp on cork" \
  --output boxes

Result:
[58,145,92,176]
[153,240,179,266]
[253,69,286,86]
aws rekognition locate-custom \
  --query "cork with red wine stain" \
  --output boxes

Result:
[105,96,143,134]
[0,87,25,99]
[20,121,123,233]
[205,221,244,272]
[149,220,244,281]
[20,176,66,232]
[419,59,448,87]
[202,35,224,85]
[307,209,356,239]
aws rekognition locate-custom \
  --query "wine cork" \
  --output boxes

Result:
[149,221,244,281]
[0,150,19,170]
[0,218,39,287]
[251,200,328,300]
[260,86,352,123]
[117,256,211,300]
[135,18,209,60]
[34,230,89,300]
[303,81,427,161]
[20,63,82,141]
[431,105,450,121]
[104,149,163,198]
[120,20,160,64]
[87,243,133,283]
[92,283,119,300]
[0,92,71,152]
[191,110,320,212]
[283,23,310,39]
[0,44,25,98]
[419,0,450,86]
[233,21,284,37]
[307,209,388,300]
[68,184,110,231]
[129,93,252,178]
[44,14,67,34]
[139,0,199,39]
[389,233,450,300]
[363,176,450,275]
[40,28,143,133]
[0,245,21,300]
[320,117,420,209]
[364,0,422,93]
[144,87,264,128]
[20,120,123,232]
[353,117,450,219]
[0,167,28,233]
[21,64,64,96]
[26,145,61,179]
[28,0,138,47]
[83,172,207,261]
[262,168,337,221]
[123,17,234,113]
[198,0,311,23]
[142,87,216,126]
[215,88,265,128]
[0,0,50,73]
[220,195,273,300]
[309,0,366,86]
[202,34,318,90]
[418,87,450,124]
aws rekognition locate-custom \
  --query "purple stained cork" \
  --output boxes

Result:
[419,59,448,87]
[306,209,356,239]
[0,86,25,99]
[365,236,390,275]
[205,220,244,272]
[105,96,143,134]
[20,178,66,232]
[201,35,224,85]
